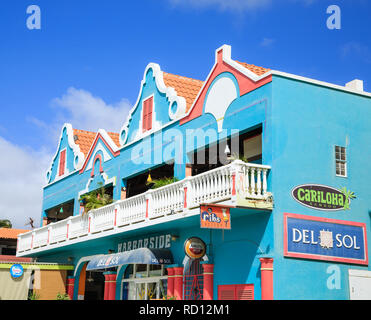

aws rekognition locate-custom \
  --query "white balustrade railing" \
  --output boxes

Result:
[49,219,68,244]
[18,232,33,252]
[116,193,146,227]
[68,215,89,239]
[17,161,271,254]
[32,227,49,248]
[150,180,185,219]
[90,203,116,233]
[188,164,232,208]
[240,162,271,199]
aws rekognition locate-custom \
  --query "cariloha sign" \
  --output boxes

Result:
[284,213,368,265]
[292,184,355,211]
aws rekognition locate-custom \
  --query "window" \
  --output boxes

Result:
[218,284,254,300]
[335,146,347,177]
[142,96,153,132]
[58,149,66,176]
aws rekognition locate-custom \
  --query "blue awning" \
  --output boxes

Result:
[86,248,174,271]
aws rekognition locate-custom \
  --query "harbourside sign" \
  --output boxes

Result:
[118,234,172,253]
[284,213,368,265]
[292,184,355,211]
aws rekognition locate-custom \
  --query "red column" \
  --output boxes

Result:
[202,264,214,300]
[104,272,117,300]
[66,277,75,300]
[260,258,273,300]
[166,267,175,298]
[173,267,184,300]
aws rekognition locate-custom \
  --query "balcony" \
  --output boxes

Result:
[17,160,272,256]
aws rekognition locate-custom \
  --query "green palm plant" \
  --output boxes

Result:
[0,219,12,228]
[80,183,113,216]
[340,187,356,210]
[147,177,179,189]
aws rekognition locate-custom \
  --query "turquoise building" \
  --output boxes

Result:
[17,45,371,300]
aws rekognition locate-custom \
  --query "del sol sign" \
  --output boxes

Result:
[292,184,355,211]
[284,213,368,265]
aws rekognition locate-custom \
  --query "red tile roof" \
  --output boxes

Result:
[235,61,270,76]
[0,228,29,239]
[73,129,120,157]
[73,129,96,157]
[163,72,204,113]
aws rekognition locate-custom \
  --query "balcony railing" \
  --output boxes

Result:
[17,160,271,255]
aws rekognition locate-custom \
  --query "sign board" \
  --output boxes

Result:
[284,213,368,265]
[184,237,206,260]
[200,204,231,229]
[291,184,355,211]
[118,233,171,253]
[10,264,24,278]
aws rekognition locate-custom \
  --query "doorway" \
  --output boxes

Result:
[121,264,168,300]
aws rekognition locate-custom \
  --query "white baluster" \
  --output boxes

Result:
[256,168,262,197]
[250,167,256,196]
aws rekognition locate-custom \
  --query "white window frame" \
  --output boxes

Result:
[335,145,347,177]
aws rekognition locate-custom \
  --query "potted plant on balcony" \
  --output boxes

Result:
[147,177,179,189]
[80,182,113,216]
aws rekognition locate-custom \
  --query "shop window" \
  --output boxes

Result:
[335,146,347,177]
[121,264,167,300]
[58,149,66,176]
[142,96,153,132]
[184,259,204,300]
[218,284,254,300]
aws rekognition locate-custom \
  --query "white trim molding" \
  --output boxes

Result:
[45,123,85,185]
[119,63,187,147]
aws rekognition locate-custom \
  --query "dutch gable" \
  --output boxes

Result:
[45,123,85,184]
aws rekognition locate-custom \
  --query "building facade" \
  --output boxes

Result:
[16,45,371,300]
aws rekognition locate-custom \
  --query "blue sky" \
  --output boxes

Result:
[0,0,370,228]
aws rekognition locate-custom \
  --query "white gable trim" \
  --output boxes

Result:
[119,63,187,146]
[45,123,85,185]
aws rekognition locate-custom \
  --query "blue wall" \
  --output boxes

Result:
[270,75,371,299]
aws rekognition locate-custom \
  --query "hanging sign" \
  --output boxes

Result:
[184,237,206,260]
[200,204,231,229]
[284,213,368,265]
[292,184,355,211]
[10,264,24,278]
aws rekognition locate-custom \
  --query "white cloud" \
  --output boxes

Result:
[0,137,51,229]
[260,37,275,47]
[29,87,132,148]
[168,0,272,13]
[52,87,132,133]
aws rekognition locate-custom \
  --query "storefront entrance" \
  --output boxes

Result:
[121,264,167,300]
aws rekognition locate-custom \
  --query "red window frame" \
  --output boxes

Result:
[218,284,254,300]
[58,149,66,176]
[142,96,153,132]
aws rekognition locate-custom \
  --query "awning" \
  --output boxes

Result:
[86,248,174,271]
